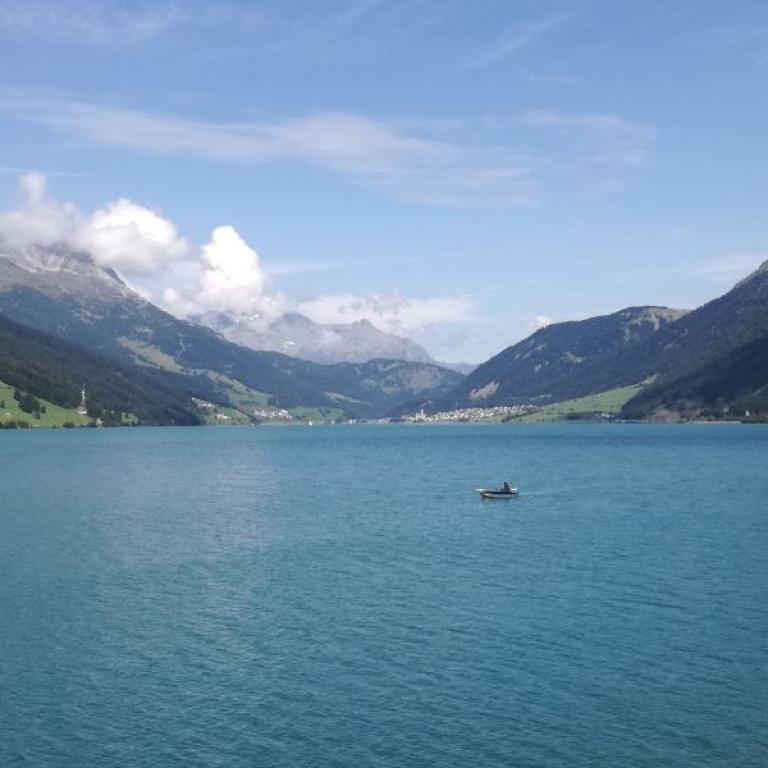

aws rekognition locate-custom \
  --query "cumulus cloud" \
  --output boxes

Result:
[0,172,187,275]
[82,198,189,273]
[0,173,82,248]
[197,226,268,313]
[0,173,470,347]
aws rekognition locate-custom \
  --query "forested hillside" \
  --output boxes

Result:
[0,312,202,425]
[433,306,686,410]
[619,262,768,419]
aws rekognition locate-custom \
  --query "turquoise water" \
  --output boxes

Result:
[1,424,767,767]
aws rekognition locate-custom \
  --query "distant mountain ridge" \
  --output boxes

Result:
[198,310,435,365]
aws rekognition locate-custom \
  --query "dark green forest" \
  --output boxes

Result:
[0,313,203,425]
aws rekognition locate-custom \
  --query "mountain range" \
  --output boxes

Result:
[0,241,766,426]
[0,244,462,423]
[197,310,436,366]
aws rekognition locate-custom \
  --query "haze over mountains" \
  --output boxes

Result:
[197,310,436,366]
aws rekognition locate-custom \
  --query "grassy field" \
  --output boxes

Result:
[203,373,272,409]
[119,338,185,372]
[289,406,346,423]
[194,393,346,425]
[197,402,254,426]
[1,374,347,429]
[0,381,93,428]
[513,384,644,423]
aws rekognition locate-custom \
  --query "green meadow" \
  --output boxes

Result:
[513,385,644,423]
[0,381,93,428]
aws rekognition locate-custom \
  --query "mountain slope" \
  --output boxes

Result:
[622,334,768,419]
[435,260,768,420]
[0,244,461,419]
[435,306,687,410]
[621,261,768,418]
[0,312,202,425]
[199,311,435,365]
[305,358,463,416]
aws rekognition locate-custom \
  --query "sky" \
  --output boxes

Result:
[0,0,766,362]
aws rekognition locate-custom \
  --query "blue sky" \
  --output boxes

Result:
[0,0,766,361]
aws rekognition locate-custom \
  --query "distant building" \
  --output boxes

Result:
[77,385,88,416]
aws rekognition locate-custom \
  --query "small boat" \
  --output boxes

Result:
[476,487,519,499]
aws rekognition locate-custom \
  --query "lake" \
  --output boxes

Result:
[1,424,767,767]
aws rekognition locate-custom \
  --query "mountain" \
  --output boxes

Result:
[431,260,768,420]
[621,261,768,419]
[0,311,202,425]
[434,306,688,410]
[621,334,768,420]
[287,358,463,417]
[198,310,435,365]
[0,243,461,420]
[440,361,477,376]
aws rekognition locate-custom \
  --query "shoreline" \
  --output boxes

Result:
[1,417,764,432]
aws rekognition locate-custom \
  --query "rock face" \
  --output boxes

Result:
[0,243,464,419]
[437,306,688,410]
[198,311,435,365]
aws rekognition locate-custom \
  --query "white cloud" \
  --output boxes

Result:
[196,226,268,313]
[0,173,83,249]
[0,91,656,207]
[33,104,538,206]
[297,293,472,333]
[521,314,553,333]
[0,173,187,275]
[0,173,471,350]
[82,198,189,273]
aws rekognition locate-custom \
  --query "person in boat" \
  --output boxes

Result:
[501,481,513,493]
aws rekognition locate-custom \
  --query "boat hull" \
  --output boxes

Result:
[476,488,519,499]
